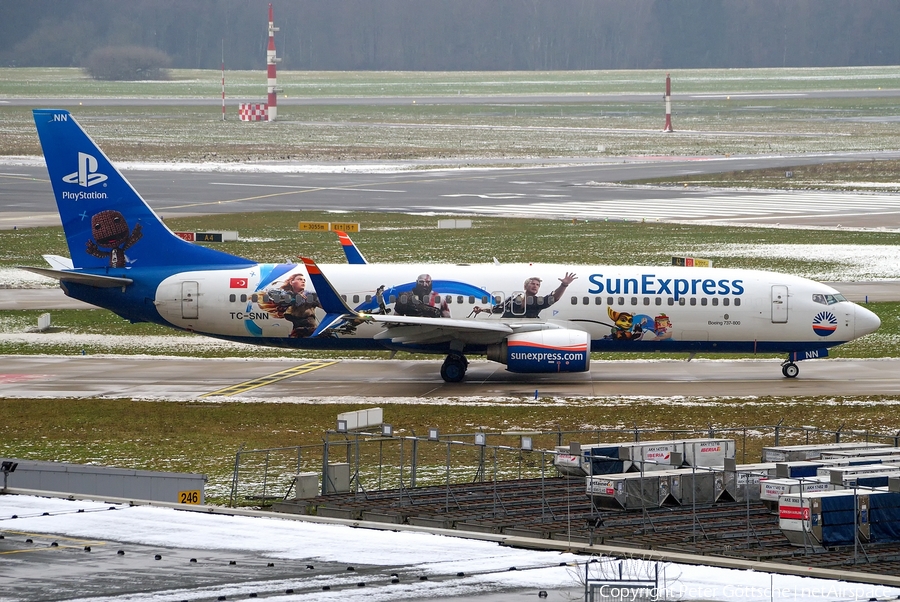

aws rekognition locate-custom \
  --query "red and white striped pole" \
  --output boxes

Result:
[266,3,280,121]
[663,73,673,132]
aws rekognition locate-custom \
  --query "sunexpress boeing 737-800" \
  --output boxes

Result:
[23,109,881,382]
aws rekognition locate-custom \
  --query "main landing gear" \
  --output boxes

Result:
[441,352,468,383]
[781,360,799,378]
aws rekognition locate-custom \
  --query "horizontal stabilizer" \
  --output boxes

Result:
[19,266,133,288]
[43,254,74,270]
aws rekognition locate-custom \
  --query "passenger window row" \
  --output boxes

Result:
[572,296,741,307]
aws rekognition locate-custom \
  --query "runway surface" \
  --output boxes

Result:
[1,354,898,400]
[4,150,900,231]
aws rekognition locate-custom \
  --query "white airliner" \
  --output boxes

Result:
[23,109,880,382]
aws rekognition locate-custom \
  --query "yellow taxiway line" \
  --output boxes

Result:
[199,360,340,397]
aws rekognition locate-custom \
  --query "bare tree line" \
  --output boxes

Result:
[2,0,898,71]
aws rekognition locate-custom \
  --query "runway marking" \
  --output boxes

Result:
[0,374,47,383]
[200,360,340,397]
[435,190,900,223]
[0,531,103,555]
[211,182,406,193]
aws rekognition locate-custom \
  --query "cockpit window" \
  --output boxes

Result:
[813,293,847,305]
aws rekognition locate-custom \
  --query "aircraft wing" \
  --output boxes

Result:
[18,266,133,288]
[360,313,510,345]
[360,313,567,346]
[361,313,509,331]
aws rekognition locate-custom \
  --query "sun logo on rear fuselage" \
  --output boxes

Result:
[812,311,838,337]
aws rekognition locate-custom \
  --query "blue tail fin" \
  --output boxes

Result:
[33,109,251,270]
[335,230,368,264]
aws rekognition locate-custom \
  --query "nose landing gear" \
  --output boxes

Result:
[781,360,799,378]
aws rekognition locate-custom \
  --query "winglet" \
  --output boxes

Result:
[300,256,359,337]
[334,230,367,264]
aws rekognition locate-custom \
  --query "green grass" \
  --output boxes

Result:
[6,210,900,270]
[3,66,899,98]
[3,67,900,161]
[1,395,898,504]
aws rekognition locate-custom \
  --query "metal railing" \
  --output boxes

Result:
[227,423,900,508]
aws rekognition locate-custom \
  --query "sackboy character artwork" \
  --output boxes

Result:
[86,210,143,268]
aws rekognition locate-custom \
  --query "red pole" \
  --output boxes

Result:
[266,3,279,121]
[663,73,673,132]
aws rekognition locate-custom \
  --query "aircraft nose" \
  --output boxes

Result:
[855,304,881,338]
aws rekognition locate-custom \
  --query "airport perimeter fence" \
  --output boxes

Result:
[227,422,900,508]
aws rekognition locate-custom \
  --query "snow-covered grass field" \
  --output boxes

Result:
[3,66,900,162]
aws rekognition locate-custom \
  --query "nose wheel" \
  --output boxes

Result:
[781,361,799,378]
[441,352,468,383]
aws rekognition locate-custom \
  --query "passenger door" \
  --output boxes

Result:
[771,285,788,323]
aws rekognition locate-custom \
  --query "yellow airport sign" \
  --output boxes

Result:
[672,256,713,268]
[299,221,330,231]
[178,490,202,504]
[330,222,359,233]
[298,222,360,232]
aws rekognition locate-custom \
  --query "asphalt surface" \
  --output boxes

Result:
[1,354,899,400]
[4,149,900,230]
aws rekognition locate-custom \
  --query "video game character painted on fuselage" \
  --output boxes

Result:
[474,272,577,318]
[258,272,320,337]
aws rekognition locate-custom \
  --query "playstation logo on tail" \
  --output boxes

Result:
[63,152,108,187]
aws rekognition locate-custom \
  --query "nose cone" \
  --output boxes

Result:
[855,304,881,338]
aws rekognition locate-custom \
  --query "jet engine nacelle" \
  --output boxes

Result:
[487,329,591,373]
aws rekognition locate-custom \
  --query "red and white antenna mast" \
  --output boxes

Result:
[266,3,281,122]
[221,40,226,121]
[663,73,674,132]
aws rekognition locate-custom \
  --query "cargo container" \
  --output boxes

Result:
[816,455,900,469]
[657,468,724,505]
[818,464,900,481]
[779,490,900,547]
[762,442,888,463]
[779,491,855,547]
[586,473,663,510]
[819,447,900,460]
[715,462,777,502]
[760,476,833,507]
[558,438,735,478]
[774,461,822,479]
[554,445,627,477]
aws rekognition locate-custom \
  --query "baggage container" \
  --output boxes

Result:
[587,472,663,510]
[553,445,626,477]
[717,462,777,502]
[819,447,900,460]
[762,442,888,463]
[658,468,724,505]
[760,476,833,507]
[819,464,900,480]
[774,461,822,479]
